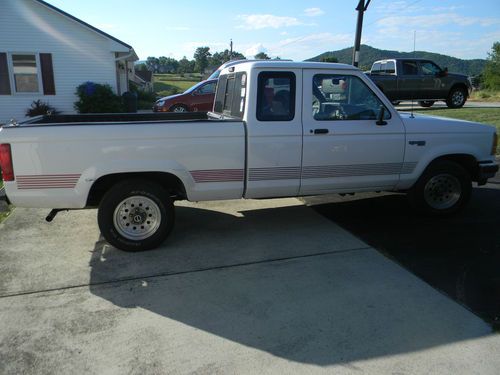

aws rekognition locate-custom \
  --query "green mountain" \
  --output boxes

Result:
[307,45,486,76]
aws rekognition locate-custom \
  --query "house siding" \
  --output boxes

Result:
[0,0,130,123]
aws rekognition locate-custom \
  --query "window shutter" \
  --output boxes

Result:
[0,53,11,95]
[40,53,56,95]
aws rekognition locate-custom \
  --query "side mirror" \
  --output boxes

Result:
[376,106,387,126]
[439,67,449,77]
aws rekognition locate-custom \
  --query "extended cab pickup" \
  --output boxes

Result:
[0,61,498,251]
[366,58,472,108]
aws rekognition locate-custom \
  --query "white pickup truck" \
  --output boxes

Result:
[0,61,498,251]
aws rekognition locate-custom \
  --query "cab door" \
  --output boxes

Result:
[419,60,445,99]
[398,60,421,100]
[300,69,406,195]
[190,81,216,112]
[244,69,303,199]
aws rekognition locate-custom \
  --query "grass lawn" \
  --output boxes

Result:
[413,107,500,154]
[0,179,13,223]
[154,74,202,97]
[469,90,500,102]
[0,207,12,223]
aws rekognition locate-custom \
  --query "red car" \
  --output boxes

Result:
[153,79,217,113]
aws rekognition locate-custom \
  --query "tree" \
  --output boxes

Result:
[178,56,195,74]
[194,47,211,73]
[210,49,246,68]
[320,56,338,63]
[135,63,148,72]
[483,41,500,90]
[254,52,270,60]
[158,56,179,73]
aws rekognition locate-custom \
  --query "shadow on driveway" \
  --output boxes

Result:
[87,204,493,366]
[310,187,500,329]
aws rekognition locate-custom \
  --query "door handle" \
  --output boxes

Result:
[312,128,329,135]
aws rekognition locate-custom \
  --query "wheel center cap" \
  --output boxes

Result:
[130,208,146,224]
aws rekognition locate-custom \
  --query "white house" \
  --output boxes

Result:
[0,0,138,123]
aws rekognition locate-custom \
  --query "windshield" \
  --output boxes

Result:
[207,69,221,80]
[184,81,206,94]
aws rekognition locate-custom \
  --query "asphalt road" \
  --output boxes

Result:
[396,100,500,111]
[306,172,500,329]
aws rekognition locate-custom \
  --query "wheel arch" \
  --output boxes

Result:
[421,153,478,181]
[448,82,469,98]
[86,171,187,207]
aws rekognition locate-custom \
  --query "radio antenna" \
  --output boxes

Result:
[410,30,416,118]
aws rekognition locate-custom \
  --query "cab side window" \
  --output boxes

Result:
[420,62,441,76]
[312,74,390,121]
[402,61,418,75]
[256,72,295,121]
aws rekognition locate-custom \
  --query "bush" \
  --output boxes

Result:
[129,81,157,110]
[74,82,124,113]
[25,100,60,117]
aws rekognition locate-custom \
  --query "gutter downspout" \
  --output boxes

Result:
[115,50,136,94]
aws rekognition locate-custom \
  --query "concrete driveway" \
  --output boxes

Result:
[1,198,499,374]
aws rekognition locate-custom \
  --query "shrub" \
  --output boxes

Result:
[129,81,157,110]
[25,100,60,117]
[74,82,124,113]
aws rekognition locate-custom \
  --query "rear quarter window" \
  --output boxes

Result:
[214,72,247,119]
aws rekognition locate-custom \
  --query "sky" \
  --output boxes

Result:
[46,0,500,61]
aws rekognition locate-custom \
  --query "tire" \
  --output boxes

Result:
[408,160,471,216]
[97,179,175,252]
[170,104,188,113]
[418,100,434,108]
[446,87,467,108]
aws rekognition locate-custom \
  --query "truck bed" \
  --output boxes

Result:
[1,112,246,208]
[16,112,213,126]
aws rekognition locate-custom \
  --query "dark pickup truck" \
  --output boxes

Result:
[366,58,472,108]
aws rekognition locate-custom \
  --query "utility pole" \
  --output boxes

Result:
[230,39,233,60]
[352,0,371,67]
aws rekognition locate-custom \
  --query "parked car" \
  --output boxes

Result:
[366,58,472,108]
[153,79,217,113]
[0,61,497,252]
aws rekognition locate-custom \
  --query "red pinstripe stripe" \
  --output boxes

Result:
[16,174,81,190]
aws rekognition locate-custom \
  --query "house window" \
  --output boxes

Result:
[11,54,40,93]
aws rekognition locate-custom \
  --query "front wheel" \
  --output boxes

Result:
[98,180,175,251]
[408,160,471,216]
[170,104,188,113]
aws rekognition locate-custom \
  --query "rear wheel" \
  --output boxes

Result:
[98,180,175,251]
[408,160,471,216]
[418,100,434,108]
[446,87,467,108]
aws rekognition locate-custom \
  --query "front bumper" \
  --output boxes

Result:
[476,161,499,185]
